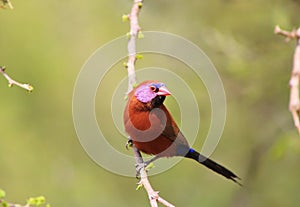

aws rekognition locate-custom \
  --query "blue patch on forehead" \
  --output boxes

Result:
[150,83,165,88]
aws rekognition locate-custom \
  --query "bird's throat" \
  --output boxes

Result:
[151,95,166,108]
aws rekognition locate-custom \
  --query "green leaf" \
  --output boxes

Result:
[138,2,143,9]
[27,196,46,206]
[0,189,5,199]
[26,84,34,92]
[2,201,8,207]
[133,83,138,88]
[145,162,154,171]
[122,14,129,22]
[135,54,143,60]
[137,31,144,39]
[136,183,143,190]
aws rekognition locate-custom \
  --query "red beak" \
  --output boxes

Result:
[157,86,171,96]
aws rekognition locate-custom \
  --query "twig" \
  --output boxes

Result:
[125,1,175,206]
[0,0,13,9]
[0,199,27,207]
[275,25,300,134]
[0,196,48,207]
[125,0,142,94]
[133,146,175,207]
[0,66,34,92]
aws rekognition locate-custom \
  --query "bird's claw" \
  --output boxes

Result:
[135,162,147,178]
[125,138,133,150]
[135,162,154,178]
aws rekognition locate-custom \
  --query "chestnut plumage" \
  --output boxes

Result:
[124,80,241,185]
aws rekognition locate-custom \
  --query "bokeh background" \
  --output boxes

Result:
[1,0,300,206]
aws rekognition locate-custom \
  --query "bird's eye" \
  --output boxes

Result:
[150,85,158,92]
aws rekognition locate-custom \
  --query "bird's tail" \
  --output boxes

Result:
[185,149,242,186]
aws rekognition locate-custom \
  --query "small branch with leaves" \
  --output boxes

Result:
[123,1,175,207]
[0,66,34,92]
[0,189,50,207]
[275,25,300,134]
[0,0,13,9]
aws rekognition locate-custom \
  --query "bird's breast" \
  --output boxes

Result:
[124,108,167,143]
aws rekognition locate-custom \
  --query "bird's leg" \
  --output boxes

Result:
[144,156,159,168]
[135,162,146,178]
[125,137,133,150]
[136,156,159,178]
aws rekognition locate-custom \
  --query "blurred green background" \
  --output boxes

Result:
[1,0,300,206]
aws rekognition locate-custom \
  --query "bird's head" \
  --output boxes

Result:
[134,80,171,108]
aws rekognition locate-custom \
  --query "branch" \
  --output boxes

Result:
[0,190,49,207]
[125,0,142,94]
[124,1,175,206]
[133,146,175,207]
[275,25,300,42]
[275,25,300,134]
[0,199,29,207]
[0,0,13,9]
[0,66,34,92]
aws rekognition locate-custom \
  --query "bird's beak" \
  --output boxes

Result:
[157,86,171,96]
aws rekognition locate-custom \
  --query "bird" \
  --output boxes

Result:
[124,80,241,185]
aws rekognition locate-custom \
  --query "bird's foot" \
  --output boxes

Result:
[135,161,155,178]
[125,138,133,150]
[135,162,147,178]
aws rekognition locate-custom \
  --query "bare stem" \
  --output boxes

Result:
[126,0,142,94]
[125,1,175,206]
[275,25,300,134]
[0,66,34,92]
[132,146,175,207]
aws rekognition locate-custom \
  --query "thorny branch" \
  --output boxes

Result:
[125,0,142,94]
[133,146,175,207]
[275,25,300,134]
[0,66,34,92]
[1,3,33,92]
[125,1,175,206]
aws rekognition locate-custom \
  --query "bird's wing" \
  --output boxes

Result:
[160,105,189,147]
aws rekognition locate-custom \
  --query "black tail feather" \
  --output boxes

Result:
[185,150,242,186]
